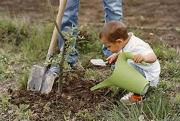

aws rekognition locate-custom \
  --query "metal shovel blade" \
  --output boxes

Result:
[90,59,108,66]
[27,65,46,91]
[40,70,58,94]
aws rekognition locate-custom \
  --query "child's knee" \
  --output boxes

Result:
[128,62,145,77]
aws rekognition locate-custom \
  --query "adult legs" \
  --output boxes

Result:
[58,0,80,66]
[102,0,123,57]
[50,0,80,73]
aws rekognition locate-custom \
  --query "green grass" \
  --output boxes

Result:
[0,94,33,121]
[77,25,102,54]
[153,42,180,83]
[0,18,29,46]
[20,23,53,62]
[0,43,22,82]
[101,89,180,121]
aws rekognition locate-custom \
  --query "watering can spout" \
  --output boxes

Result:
[90,80,112,91]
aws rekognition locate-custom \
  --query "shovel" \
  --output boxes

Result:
[90,59,108,67]
[27,0,67,94]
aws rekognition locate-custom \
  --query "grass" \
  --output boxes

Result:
[0,18,29,46]
[20,23,53,62]
[0,94,33,121]
[0,44,22,82]
[0,18,180,120]
[101,90,180,121]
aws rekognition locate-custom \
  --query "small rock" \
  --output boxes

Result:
[149,33,154,36]
[139,114,145,121]
[8,110,13,114]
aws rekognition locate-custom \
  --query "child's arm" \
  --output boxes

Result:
[106,53,118,64]
[133,53,157,63]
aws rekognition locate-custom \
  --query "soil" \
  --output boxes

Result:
[0,0,180,120]
[10,70,115,120]
[0,0,179,50]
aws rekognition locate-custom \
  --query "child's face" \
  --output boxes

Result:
[100,36,125,53]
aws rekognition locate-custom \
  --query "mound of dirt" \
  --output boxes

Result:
[10,71,114,120]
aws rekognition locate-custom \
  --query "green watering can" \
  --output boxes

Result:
[90,52,150,95]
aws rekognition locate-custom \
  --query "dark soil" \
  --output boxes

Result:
[10,70,115,120]
[124,0,180,51]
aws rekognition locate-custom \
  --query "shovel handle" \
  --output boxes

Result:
[46,0,67,61]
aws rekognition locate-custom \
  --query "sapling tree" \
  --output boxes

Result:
[45,0,79,92]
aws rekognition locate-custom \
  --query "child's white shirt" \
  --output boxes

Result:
[122,32,161,87]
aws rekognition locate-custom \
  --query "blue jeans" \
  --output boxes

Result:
[58,0,123,65]
[128,62,146,77]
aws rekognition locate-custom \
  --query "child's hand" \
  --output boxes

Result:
[133,54,144,63]
[106,53,118,64]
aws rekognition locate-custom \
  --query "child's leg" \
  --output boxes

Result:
[128,62,149,95]
[120,62,147,104]
[128,62,146,78]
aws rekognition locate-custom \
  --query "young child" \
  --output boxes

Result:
[99,21,160,103]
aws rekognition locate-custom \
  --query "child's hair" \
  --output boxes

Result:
[99,21,128,42]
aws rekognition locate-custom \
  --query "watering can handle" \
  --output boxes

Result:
[124,52,148,65]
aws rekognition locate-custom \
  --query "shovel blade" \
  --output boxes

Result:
[90,59,107,66]
[41,70,58,94]
[27,65,46,91]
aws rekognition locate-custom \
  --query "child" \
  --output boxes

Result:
[99,21,160,103]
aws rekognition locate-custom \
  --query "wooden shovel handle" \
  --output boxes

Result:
[46,0,67,60]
